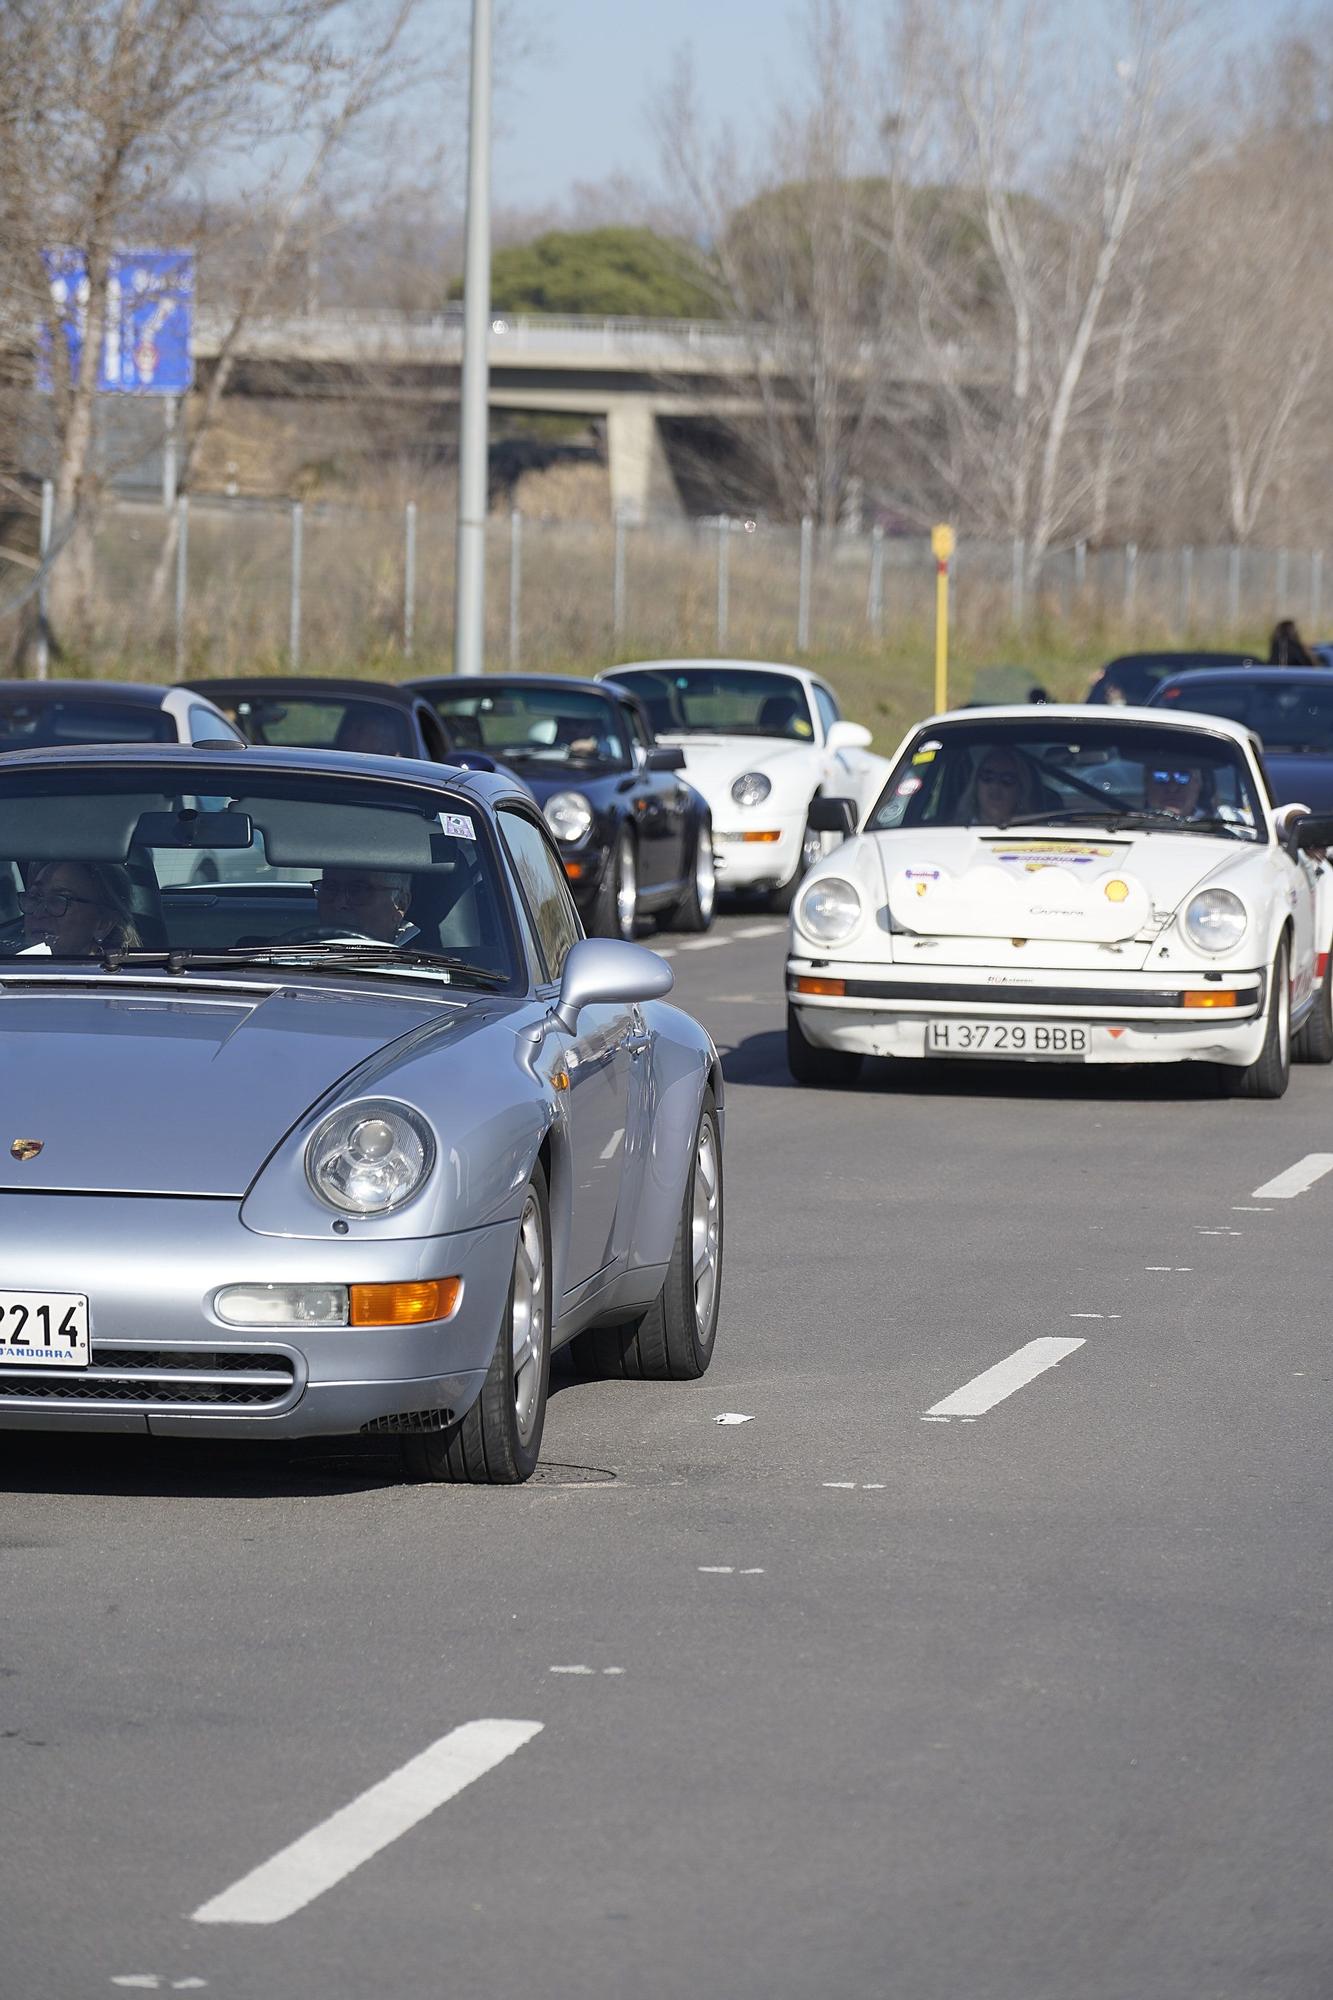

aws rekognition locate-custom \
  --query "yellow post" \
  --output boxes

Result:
[931,523,955,713]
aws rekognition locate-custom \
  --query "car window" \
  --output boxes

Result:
[813,685,840,737]
[612,667,816,740]
[499,809,582,982]
[424,686,631,770]
[188,704,241,746]
[868,719,1265,842]
[0,697,176,749]
[226,695,414,758]
[0,766,520,986]
[1155,676,1333,753]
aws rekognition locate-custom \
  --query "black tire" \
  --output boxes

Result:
[590,828,638,940]
[1220,938,1291,1100]
[660,822,716,934]
[786,1003,863,1088]
[1293,951,1333,1064]
[402,1163,551,1484]
[766,813,822,914]
[571,1089,722,1382]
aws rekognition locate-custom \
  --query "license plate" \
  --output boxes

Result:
[926,1020,1088,1058]
[0,1292,90,1367]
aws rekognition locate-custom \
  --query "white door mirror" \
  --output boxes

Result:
[825,720,872,752]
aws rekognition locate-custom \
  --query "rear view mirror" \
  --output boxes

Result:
[552,937,674,1033]
[132,809,254,849]
[807,796,857,837]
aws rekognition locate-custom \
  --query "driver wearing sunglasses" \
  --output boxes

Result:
[1144,761,1204,819]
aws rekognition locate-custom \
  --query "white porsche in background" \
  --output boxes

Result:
[603,661,891,911]
[786,704,1333,1099]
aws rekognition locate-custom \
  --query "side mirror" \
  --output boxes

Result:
[825,720,872,752]
[646,745,686,772]
[1292,810,1333,850]
[807,795,857,837]
[552,937,674,1033]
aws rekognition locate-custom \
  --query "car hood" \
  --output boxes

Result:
[658,736,811,805]
[872,826,1261,947]
[0,984,456,1196]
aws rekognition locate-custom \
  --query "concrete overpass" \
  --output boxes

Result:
[194,308,993,521]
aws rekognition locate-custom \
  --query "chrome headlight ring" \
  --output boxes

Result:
[731,772,772,807]
[306,1099,435,1215]
[1182,887,1248,955]
[544,790,594,843]
[796,875,863,946]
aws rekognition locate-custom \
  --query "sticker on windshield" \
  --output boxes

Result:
[896,776,923,796]
[440,812,476,840]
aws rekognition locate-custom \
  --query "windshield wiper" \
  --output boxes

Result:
[1104,809,1248,839]
[97,944,509,985]
[999,806,1132,828]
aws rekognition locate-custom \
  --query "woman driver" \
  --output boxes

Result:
[19,861,141,956]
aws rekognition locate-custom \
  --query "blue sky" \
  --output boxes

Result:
[492,0,1280,213]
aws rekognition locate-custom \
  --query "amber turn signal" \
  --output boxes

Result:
[1182,990,1240,1009]
[795,975,846,996]
[564,861,585,880]
[740,830,782,843]
[349,1278,462,1326]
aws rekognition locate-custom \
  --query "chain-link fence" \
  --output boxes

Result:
[3,489,1324,681]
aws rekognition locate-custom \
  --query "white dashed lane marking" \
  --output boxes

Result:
[191,1720,542,1926]
[1251,1154,1333,1200]
[925,1337,1086,1420]
[679,936,729,951]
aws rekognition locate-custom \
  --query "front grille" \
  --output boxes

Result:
[0,1347,298,1410]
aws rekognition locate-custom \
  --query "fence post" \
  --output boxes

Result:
[1011,538,1025,627]
[34,478,53,681]
[162,397,179,512]
[1180,545,1193,634]
[1227,545,1241,631]
[1074,539,1087,590]
[797,515,813,652]
[1276,546,1289,613]
[1124,542,1138,623]
[289,500,304,668]
[508,508,522,668]
[174,496,189,678]
[612,509,627,639]
[403,501,417,658]
[868,524,884,638]
[716,515,730,648]
[1312,550,1323,633]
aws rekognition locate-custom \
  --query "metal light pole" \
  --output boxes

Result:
[453,0,493,675]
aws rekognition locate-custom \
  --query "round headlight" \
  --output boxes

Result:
[543,791,594,843]
[1183,888,1247,954]
[731,772,772,807]
[796,875,862,945]
[306,1100,435,1215]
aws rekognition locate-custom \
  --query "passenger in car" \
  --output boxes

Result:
[314,867,413,942]
[959,745,1044,826]
[18,860,141,955]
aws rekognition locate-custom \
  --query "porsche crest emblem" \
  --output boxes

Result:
[10,1138,43,1163]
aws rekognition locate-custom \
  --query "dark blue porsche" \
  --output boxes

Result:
[1147,666,1333,810]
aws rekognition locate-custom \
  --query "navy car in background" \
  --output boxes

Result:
[1148,666,1333,809]
[408,674,714,939]
[1086,651,1258,706]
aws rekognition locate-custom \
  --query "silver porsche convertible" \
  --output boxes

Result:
[0,744,724,1482]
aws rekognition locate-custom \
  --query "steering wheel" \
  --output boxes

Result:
[272,924,387,946]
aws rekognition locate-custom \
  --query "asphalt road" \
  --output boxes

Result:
[6,910,1333,2000]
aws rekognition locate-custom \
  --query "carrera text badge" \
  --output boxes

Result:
[10,1138,43,1163]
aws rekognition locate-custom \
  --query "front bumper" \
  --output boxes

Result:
[0,1195,515,1436]
[713,816,803,889]
[787,957,1269,1066]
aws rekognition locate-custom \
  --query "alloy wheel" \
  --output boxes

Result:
[511,1189,546,1446]
[691,1115,721,1335]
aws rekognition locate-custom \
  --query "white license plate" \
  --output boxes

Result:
[0,1292,90,1367]
[926,1020,1088,1058]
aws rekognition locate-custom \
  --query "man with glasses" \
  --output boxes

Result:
[314,867,413,943]
[1144,761,1206,820]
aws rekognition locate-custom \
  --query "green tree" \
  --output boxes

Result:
[454,226,718,318]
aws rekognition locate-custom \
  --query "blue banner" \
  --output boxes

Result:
[40,249,195,395]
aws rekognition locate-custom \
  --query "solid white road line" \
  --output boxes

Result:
[191,1720,542,1926]
[1250,1154,1333,1200]
[926,1337,1086,1420]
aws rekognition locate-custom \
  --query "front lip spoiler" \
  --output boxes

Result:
[788,973,1263,1011]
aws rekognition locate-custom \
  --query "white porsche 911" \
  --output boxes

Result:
[604,661,891,911]
[786,704,1333,1098]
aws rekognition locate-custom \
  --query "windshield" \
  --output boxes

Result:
[612,667,815,740]
[0,767,519,985]
[216,694,416,758]
[0,695,175,750]
[420,686,629,768]
[1155,675,1333,753]
[869,719,1265,841]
